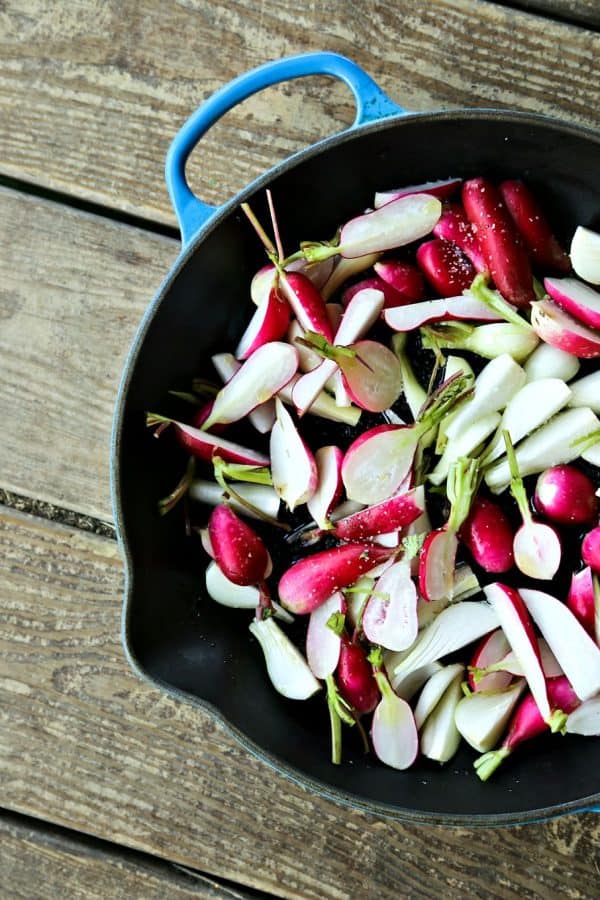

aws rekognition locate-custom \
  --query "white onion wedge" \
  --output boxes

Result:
[481,378,572,465]
[455,680,526,753]
[582,441,600,467]
[270,398,317,512]
[211,352,276,433]
[523,342,580,384]
[337,194,442,259]
[519,588,600,702]
[306,445,343,529]
[570,225,600,285]
[204,342,298,430]
[189,480,280,520]
[384,295,498,332]
[362,560,418,652]
[420,672,463,763]
[249,617,320,700]
[484,406,600,493]
[371,673,419,770]
[386,658,443,700]
[565,696,600,736]
[444,354,525,443]
[568,370,600,413]
[414,663,464,729]
[205,562,292,622]
[306,592,344,679]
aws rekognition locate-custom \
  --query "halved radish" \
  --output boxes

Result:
[189,480,280,521]
[468,628,512,693]
[384,295,499,331]
[374,178,462,209]
[419,673,463,762]
[270,398,317,512]
[544,277,600,330]
[530,299,600,358]
[205,561,292,622]
[341,424,416,505]
[147,415,269,466]
[306,592,345,679]
[371,672,419,770]
[212,351,276,434]
[419,529,458,603]
[306,445,344,530]
[235,289,291,359]
[336,194,442,259]
[249,617,320,700]
[570,225,600,285]
[567,567,597,637]
[338,340,403,412]
[362,560,418,651]
[278,271,333,342]
[332,485,424,542]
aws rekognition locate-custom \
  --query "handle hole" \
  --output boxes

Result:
[185,75,355,210]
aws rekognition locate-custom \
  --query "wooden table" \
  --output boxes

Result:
[1,1,599,896]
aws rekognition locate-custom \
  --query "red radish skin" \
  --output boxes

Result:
[278,543,392,615]
[530,299,600,358]
[468,629,512,692]
[416,238,476,296]
[582,526,600,574]
[499,180,570,273]
[208,505,269,587]
[474,676,579,780]
[279,271,334,343]
[462,177,535,308]
[383,295,499,332]
[433,203,487,272]
[567,567,596,637]
[235,288,291,359]
[544,277,600,331]
[307,445,344,529]
[374,178,462,208]
[460,496,515,573]
[534,465,598,526]
[373,259,426,303]
[336,637,380,714]
[418,528,458,603]
[154,418,270,466]
[341,276,409,310]
[333,487,424,542]
[191,401,226,434]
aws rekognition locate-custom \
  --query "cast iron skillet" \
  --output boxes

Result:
[111,52,600,824]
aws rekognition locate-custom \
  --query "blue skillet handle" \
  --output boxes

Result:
[165,52,404,246]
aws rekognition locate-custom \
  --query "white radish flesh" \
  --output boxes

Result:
[362,561,418,652]
[566,696,600,736]
[384,295,499,331]
[212,352,276,433]
[513,520,561,580]
[455,680,526,752]
[288,320,321,372]
[371,674,419,770]
[484,406,600,493]
[482,378,572,465]
[444,354,526,442]
[469,628,512,693]
[338,194,442,258]
[189,480,280,520]
[495,638,563,679]
[321,253,380,301]
[306,445,343,529]
[374,178,462,209]
[387,659,443,700]
[568,370,600,413]
[414,663,464,729]
[544,277,600,330]
[270,398,317,511]
[342,426,419,505]
[249,617,320,700]
[420,673,463,763]
[531,299,600,358]
[428,412,500,485]
[205,562,292,622]
[570,225,600,285]
[306,592,344,679]
[279,377,361,425]
[523,342,580,383]
[235,290,290,359]
[519,588,600,702]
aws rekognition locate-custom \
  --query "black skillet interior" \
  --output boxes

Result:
[114,111,600,823]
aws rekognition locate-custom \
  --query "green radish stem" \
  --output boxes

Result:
[157,457,195,515]
[325,674,356,765]
[213,458,288,531]
[468,274,532,328]
[503,431,532,525]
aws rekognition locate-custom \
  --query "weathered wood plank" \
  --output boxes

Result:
[1,505,599,900]
[0,812,252,900]
[0,187,176,520]
[0,0,598,227]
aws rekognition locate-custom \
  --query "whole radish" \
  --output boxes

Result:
[208,505,270,586]
[460,495,515,573]
[336,637,380,714]
[567,567,596,637]
[534,465,598,526]
[582,526,600,574]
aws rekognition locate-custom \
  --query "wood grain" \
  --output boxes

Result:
[0,186,176,520]
[0,812,252,900]
[0,0,598,227]
[1,504,600,900]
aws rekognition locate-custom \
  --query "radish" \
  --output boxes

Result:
[373,258,426,302]
[287,319,322,372]
[278,543,392,615]
[387,660,443,701]
[460,496,515,574]
[568,370,600,413]
[421,321,539,362]
[390,333,426,420]
[189,479,280,521]
[455,680,526,753]
[416,238,476,296]
[287,256,336,291]
[419,457,480,602]
[321,252,380,301]
[249,617,320,700]
[530,298,600,358]
[567,567,597,637]
[371,672,419,769]
[414,663,464,729]
[337,340,403,412]
[270,398,317,512]
[483,583,551,723]
[499,180,570,273]
[211,352,276,434]
[332,486,425,542]
[520,587,600,701]
[146,414,269,466]
[484,406,600,494]
[205,562,292,622]
[278,375,361,426]
[362,560,418,651]
[468,628,512,692]
[277,270,334,342]
[306,445,343,529]
[570,225,600,285]
[208,505,270,587]
[416,564,482,630]
[523,342,580,384]
[480,638,563,681]
[444,354,525,443]
[420,672,463,763]
[428,412,500,486]
[474,676,579,780]
[544,277,600,330]
[566,696,600,736]
[305,194,442,261]
[534,465,598,525]
[462,177,535,308]
[390,601,500,684]
[384,294,499,332]
[582,526,600,574]
[250,265,276,306]
[306,592,345,679]
[336,637,380,714]
[434,355,476,453]
[235,288,291,359]
[341,275,410,310]
[202,342,298,430]
[433,202,487,272]
[374,177,462,208]
[504,432,561,580]
[481,378,572,466]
